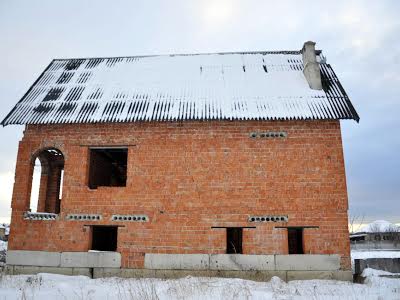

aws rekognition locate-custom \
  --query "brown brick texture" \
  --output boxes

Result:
[7,120,351,270]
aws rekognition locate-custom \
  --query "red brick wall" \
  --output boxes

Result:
[8,120,351,269]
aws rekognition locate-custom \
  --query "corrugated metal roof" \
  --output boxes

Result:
[1,51,359,126]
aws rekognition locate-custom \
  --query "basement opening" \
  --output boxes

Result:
[29,148,64,214]
[91,226,118,251]
[226,228,243,254]
[288,228,304,254]
[88,148,128,189]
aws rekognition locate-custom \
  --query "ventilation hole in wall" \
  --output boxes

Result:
[111,214,149,222]
[250,133,257,138]
[249,132,287,139]
[67,214,102,221]
[248,215,288,223]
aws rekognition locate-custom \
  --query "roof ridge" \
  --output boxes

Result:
[53,50,310,62]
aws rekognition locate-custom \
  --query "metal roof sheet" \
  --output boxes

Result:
[1,51,359,125]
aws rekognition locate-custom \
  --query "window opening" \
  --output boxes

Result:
[91,226,118,251]
[88,148,128,189]
[29,148,64,214]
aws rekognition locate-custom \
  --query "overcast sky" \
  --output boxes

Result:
[0,0,399,224]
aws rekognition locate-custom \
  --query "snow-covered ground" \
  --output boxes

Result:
[0,269,399,300]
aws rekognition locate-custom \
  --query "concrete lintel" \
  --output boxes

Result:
[6,250,61,267]
[144,253,209,270]
[61,252,121,268]
[210,254,275,271]
[275,254,340,271]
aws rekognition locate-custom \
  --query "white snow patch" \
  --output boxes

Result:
[0,240,7,252]
[0,270,399,299]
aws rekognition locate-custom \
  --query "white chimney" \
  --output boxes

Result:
[301,41,322,90]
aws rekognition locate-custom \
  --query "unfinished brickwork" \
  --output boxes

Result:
[8,120,351,270]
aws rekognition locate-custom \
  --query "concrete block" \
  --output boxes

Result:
[72,268,92,277]
[275,254,340,271]
[12,265,73,276]
[144,254,209,270]
[94,268,156,279]
[213,270,287,282]
[4,265,14,275]
[332,271,353,282]
[61,252,121,268]
[210,254,275,271]
[287,270,352,281]
[6,250,61,267]
[287,271,334,281]
[95,268,287,282]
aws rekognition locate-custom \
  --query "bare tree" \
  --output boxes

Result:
[349,214,365,234]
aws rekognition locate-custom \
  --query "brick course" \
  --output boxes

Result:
[8,120,351,270]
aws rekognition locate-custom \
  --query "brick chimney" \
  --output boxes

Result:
[302,41,322,90]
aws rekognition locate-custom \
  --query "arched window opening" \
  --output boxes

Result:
[29,148,64,214]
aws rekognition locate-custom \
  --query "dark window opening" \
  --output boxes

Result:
[91,226,118,251]
[288,228,304,254]
[350,235,365,242]
[226,228,243,254]
[88,148,128,189]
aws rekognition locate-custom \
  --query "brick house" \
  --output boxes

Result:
[2,41,358,280]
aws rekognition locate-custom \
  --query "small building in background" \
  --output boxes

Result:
[350,220,400,251]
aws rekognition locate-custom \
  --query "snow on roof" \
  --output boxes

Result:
[1,51,359,126]
[357,220,400,233]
